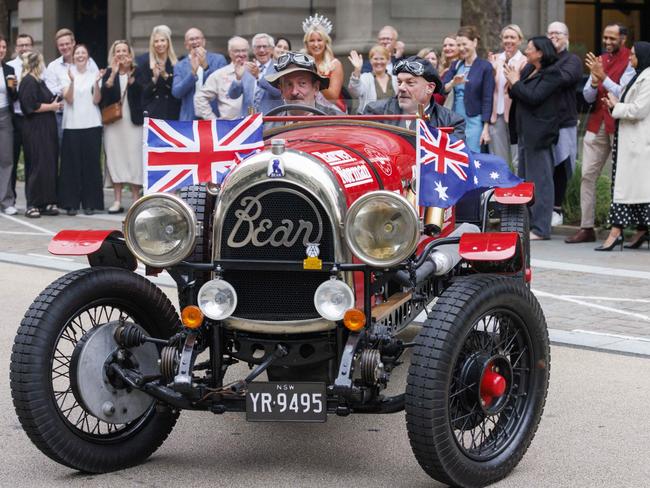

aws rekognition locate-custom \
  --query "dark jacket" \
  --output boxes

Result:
[1,62,18,113]
[442,58,495,122]
[363,96,466,140]
[554,49,582,128]
[509,64,563,150]
[99,68,144,126]
[136,58,181,120]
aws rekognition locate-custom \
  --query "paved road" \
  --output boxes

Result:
[1,263,649,487]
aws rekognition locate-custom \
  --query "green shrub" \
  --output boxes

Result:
[562,162,611,227]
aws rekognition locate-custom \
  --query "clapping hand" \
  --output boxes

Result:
[348,50,363,75]
[234,62,246,80]
[604,92,619,109]
[67,68,75,82]
[246,61,260,78]
[585,52,605,82]
[503,63,520,85]
[394,41,405,59]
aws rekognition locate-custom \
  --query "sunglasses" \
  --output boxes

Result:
[275,52,315,72]
[393,59,425,76]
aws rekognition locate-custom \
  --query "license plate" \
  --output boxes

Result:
[246,382,327,422]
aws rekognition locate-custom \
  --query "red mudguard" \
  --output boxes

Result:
[458,232,519,261]
[493,182,535,205]
[48,230,137,270]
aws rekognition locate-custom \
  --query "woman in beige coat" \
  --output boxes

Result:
[596,42,650,251]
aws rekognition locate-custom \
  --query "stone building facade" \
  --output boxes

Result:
[4,0,648,67]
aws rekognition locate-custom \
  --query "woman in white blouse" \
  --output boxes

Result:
[488,24,527,169]
[58,44,103,215]
[347,45,397,114]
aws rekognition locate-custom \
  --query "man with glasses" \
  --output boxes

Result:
[228,33,282,115]
[565,23,635,243]
[546,22,582,227]
[7,34,34,204]
[363,56,465,138]
[194,36,249,120]
[362,25,405,74]
[172,28,226,120]
[265,52,342,116]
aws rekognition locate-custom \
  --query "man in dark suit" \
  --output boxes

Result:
[1,35,18,214]
[363,56,465,139]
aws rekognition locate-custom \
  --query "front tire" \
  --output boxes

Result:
[10,267,181,473]
[406,275,550,487]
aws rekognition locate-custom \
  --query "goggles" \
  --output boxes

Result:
[275,52,316,72]
[393,59,426,76]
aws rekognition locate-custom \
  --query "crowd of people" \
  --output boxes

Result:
[0,15,648,251]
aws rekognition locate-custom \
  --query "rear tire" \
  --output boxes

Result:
[406,275,549,487]
[10,267,181,473]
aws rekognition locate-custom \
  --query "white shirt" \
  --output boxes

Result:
[7,56,23,113]
[0,71,8,109]
[62,68,102,129]
[495,50,525,115]
[44,55,98,98]
[194,63,242,120]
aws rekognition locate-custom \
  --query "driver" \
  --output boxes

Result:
[364,56,465,139]
[265,52,343,115]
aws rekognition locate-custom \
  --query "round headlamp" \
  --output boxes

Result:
[344,191,420,267]
[124,193,197,267]
[197,279,238,320]
[314,278,355,321]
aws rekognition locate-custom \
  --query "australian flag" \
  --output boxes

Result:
[416,119,521,208]
[143,114,264,194]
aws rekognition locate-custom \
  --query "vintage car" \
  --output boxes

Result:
[10,108,549,488]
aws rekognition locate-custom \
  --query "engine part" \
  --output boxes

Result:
[360,349,385,385]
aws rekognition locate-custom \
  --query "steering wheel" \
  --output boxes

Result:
[265,104,328,116]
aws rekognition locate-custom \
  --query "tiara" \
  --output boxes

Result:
[302,13,333,35]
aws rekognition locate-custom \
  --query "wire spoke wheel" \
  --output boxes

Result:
[52,302,152,440]
[10,268,181,473]
[406,275,549,487]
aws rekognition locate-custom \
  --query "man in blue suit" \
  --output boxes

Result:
[172,28,227,120]
[228,33,282,115]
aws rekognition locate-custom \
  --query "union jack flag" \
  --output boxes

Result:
[416,119,521,208]
[143,114,264,194]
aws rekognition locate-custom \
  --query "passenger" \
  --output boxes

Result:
[363,55,465,139]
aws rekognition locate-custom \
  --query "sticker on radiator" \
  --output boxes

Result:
[267,157,285,178]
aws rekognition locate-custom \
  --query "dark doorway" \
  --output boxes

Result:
[73,0,108,68]
[566,1,648,59]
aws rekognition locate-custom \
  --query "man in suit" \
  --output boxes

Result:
[362,25,405,74]
[228,33,282,115]
[172,27,227,120]
[363,56,465,139]
[1,35,18,215]
[565,23,635,243]
[7,33,33,207]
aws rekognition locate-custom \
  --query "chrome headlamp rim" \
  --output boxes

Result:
[124,192,198,268]
[344,190,420,267]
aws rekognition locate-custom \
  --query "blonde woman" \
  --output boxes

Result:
[417,48,439,70]
[136,25,180,119]
[489,24,527,167]
[100,40,143,213]
[348,45,397,114]
[18,51,62,218]
[303,24,345,112]
[439,35,460,78]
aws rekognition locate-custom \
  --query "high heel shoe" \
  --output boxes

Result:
[624,232,650,249]
[594,235,624,252]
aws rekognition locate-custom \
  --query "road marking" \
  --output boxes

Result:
[0,230,51,236]
[532,258,650,281]
[0,213,55,235]
[563,295,650,303]
[572,329,650,343]
[27,253,75,262]
[533,289,650,322]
